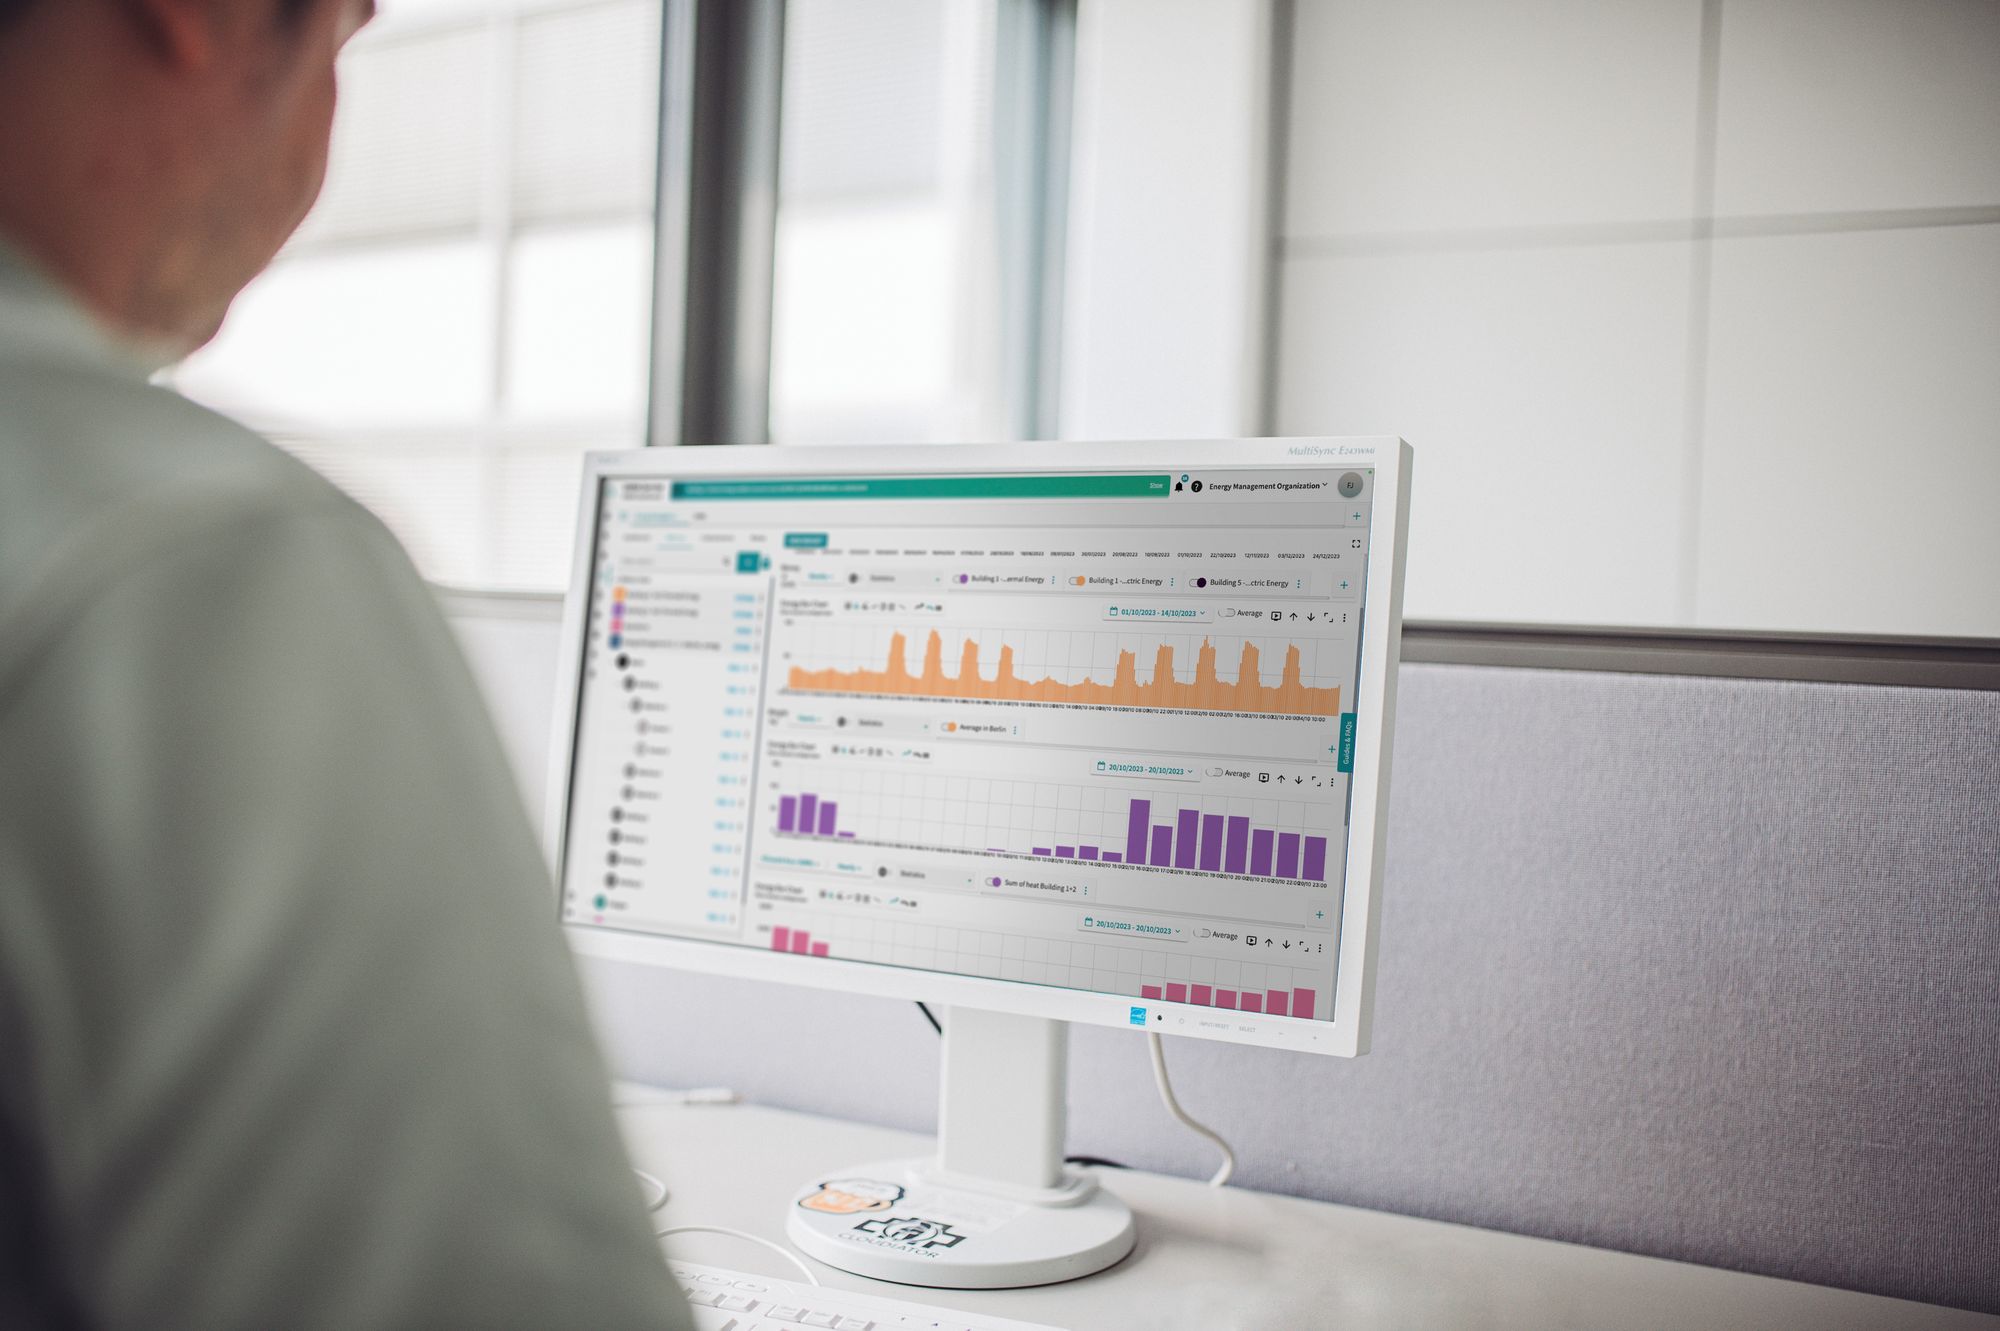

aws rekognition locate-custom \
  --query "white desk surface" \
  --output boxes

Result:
[616,1091,1995,1331]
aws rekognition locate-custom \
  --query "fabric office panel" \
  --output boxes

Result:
[1066,663,2000,1313]
[581,662,2000,1313]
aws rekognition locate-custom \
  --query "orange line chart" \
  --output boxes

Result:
[784,629,1340,717]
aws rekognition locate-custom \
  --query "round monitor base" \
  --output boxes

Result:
[786,1159,1136,1289]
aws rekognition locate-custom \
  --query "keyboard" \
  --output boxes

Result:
[671,1260,1072,1331]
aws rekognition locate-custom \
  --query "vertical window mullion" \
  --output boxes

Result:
[995,0,1076,442]
[477,5,522,580]
[647,0,785,448]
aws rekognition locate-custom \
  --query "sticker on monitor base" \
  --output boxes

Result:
[830,1183,1024,1257]
[796,1178,905,1216]
[850,1215,967,1253]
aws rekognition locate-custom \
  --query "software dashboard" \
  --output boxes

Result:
[560,465,1378,1023]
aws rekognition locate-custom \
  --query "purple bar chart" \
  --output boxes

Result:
[1199,814,1224,870]
[774,790,852,840]
[1107,796,1327,884]
[1127,799,1152,865]
[773,787,1329,886]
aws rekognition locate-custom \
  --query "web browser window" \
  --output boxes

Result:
[561,465,1378,1021]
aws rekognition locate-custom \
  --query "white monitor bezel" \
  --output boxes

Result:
[546,438,1410,1058]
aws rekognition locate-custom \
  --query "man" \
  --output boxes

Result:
[0,2,694,1327]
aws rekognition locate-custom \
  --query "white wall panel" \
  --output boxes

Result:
[445,600,564,818]
[1284,0,1704,237]
[1060,0,1274,439]
[1696,224,2000,636]
[1712,0,2000,217]
[1276,244,1691,625]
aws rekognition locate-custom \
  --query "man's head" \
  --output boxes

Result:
[0,0,376,353]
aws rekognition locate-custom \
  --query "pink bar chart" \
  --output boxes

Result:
[1141,980,1317,1019]
[770,925,833,959]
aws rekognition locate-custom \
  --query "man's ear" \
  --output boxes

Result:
[121,0,222,70]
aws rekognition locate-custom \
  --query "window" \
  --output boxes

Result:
[768,0,1054,446]
[175,0,1071,585]
[173,0,662,590]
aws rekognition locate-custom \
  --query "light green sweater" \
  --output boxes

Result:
[0,244,692,1330]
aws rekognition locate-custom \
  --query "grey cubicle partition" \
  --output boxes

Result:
[578,655,2000,1314]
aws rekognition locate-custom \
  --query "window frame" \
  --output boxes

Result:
[647,0,1078,450]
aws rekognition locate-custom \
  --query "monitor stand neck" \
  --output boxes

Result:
[785,1007,1137,1288]
[934,1006,1071,1196]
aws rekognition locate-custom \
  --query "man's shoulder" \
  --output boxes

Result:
[0,358,388,591]
[0,360,414,664]
[0,357,344,520]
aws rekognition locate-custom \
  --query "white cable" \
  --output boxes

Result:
[633,1169,670,1212]
[653,1225,822,1287]
[1148,1032,1236,1187]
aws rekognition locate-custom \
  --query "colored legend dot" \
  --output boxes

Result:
[594,895,608,909]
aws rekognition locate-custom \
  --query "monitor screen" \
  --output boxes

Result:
[558,458,1383,1025]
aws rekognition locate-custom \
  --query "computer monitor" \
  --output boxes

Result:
[548,438,1412,1288]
